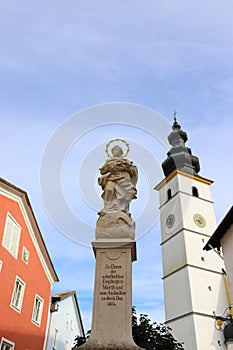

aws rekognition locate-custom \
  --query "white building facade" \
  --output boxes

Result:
[204,206,233,349]
[155,117,228,349]
[46,291,85,350]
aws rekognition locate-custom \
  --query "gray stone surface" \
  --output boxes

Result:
[79,240,143,350]
[80,143,143,349]
[96,145,138,240]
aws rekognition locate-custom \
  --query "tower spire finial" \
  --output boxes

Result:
[172,108,180,130]
[173,108,177,122]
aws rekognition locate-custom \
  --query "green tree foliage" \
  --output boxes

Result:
[132,307,184,350]
[73,330,90,349]
[72,335,86,348]
[73,308,184,350]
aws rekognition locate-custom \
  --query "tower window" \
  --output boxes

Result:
[192,186,199,197]
[167,189,172,200]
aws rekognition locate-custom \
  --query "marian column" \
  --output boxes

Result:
[81,140,143,350]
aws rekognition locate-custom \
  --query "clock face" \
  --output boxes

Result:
[193,213,206,228]
[166,214,175,229]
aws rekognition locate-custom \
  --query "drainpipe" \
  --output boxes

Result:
[206,246,233,348]
[222,270,233,318]
[216,270,233,348]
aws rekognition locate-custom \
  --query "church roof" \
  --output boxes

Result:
[203,206,233,251]
[162,112,200,178]
[52,290,76,300]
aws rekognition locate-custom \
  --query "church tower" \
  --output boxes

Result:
[155,115,228,349]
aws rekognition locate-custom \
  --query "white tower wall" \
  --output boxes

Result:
[156,170,228,349]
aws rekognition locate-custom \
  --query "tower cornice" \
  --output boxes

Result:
[154,169,213,191]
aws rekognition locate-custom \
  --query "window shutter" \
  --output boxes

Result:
[3,217,13,249]
[11,224,21,257]
[2,214,21,259]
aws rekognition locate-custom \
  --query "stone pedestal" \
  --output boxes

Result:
[80,239,143,350]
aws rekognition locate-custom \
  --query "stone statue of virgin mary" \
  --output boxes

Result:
[96,141,138,240]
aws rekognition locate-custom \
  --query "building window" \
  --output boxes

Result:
[167,189,172,200]
[32,295,44,326]
[22,247,30,264]
[11,276,25,312]
[0,338,15,350]
[192,186,199,197]
[64,340,69,350]
[53,329,58,350]
[2,213,21,259]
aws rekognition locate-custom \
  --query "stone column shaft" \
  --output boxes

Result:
[80,240,143,350]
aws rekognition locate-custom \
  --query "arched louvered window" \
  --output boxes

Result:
[192,186,199,197]
[167,189,172,200]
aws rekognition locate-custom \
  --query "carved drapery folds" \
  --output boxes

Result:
[96,142,138,239]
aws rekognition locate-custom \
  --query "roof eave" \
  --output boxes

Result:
[203,206,233,251]
[0,177,59,282]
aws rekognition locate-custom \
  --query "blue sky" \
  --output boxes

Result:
[1,0,233,332]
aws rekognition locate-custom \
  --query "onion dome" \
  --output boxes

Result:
[162,111,200,177]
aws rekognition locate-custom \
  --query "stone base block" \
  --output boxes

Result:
[80,240,144,350]
[79,339,144,350]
